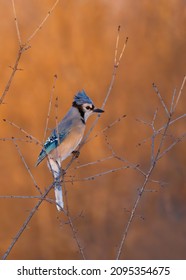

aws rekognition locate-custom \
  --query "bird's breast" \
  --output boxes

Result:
[49,125,85,162]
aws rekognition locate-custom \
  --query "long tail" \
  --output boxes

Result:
[47,158,64,211]
[54,182,64,211]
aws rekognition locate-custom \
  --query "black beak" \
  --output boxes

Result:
[93,108,104,113]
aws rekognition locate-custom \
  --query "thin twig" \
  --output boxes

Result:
[0,195,42,199]
[157,132,186,160]
[114,25,120,66]
[152,83,170,117]
[13,140,42,194]
[116,114,172,259]
[2,183,54,260]
[11,0,22,45]
[3,119,41,145]
[103,134,146,178]
[12,0,22,46]
[137,113,186,147]
[80,28,128,146]
[0,0,59,106]
[26,0,60,44]
[66,165,131,183]
[64,27,128,172]
[73,155,114,170]
[55,96,61,161]
[173,75,186,111]
[0,195,56,206]
[43,74,58,142]
[0,137,33,143]
[116,77,186,259]
[2,26,127,259]
[150,108,158,164]
[170,88,176,114]
[116,37,128,68]
[63,180,86,259]
[67,215,86,260]
[0,47,26,105]
[86,114,126,144]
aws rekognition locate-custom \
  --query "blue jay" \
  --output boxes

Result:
[36,90,104,211]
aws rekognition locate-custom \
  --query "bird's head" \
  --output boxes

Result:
[72,90,104,122]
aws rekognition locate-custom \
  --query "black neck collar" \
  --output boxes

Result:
[72,102,85,124]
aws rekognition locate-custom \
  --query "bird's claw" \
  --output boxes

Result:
[72,150,80,158]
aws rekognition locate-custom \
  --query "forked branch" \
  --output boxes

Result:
[116,76,185,259]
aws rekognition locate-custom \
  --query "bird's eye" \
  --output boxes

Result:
[86,105,91,110]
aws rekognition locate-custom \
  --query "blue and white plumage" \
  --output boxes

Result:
[36,90,104,211]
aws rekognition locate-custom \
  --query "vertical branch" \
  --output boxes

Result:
[25,0,60,44]
[11,0,22,46]
[150,108,158,164]
[54,96,61,162]
[116,77,186,259]
[43,74,58,142]
[55,96,59,141]
[173,75,186,112]
[62,181,86,260]
[12,0,22,46]
[170,88,176,114]
[0,47,26,105]
[116,114,171,259]
[114,25,120,66]
[102,36,128,110]
[80,27,128,146]
[0,0,60,105]
[152,83,170,117]
[67,215,86,260]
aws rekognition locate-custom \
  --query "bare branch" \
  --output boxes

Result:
[13,140,42,194]
[67,165,131,183]
[152,83,170,117]
[0,0,59,105]
[1,183,54,260]
[62,181,86,259]
[43,74,58,142]
[86,114,127,144]
[67,215,86,260]
[173,75,186,112]
[11,0,22,45]
[116,76,186,259]
[157,132,186,160]
[3,119,41,145]
[0,137,33,143]
[0,47,26,105]
[114,25,121,66]
[26,0,60,44]
[116,37,128,68]
[137,113,186,147]
[0,195,42,199]
[73,156,114,170]
[80,28,128,146]
[170,88,176,114]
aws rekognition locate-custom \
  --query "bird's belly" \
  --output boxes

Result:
[49,128,84,162]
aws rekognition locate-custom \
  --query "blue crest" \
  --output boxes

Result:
[73,90,93,105]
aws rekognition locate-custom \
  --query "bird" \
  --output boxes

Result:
[35,90,104,211]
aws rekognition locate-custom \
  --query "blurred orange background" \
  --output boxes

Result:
[0,0,185,259]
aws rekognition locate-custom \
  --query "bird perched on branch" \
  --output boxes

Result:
[36,90,104,211]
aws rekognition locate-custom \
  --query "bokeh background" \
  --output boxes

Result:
[0,0,185,259]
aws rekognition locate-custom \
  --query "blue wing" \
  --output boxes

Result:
[35,129,69,166]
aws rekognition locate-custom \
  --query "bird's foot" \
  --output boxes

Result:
[72,150,80,158]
